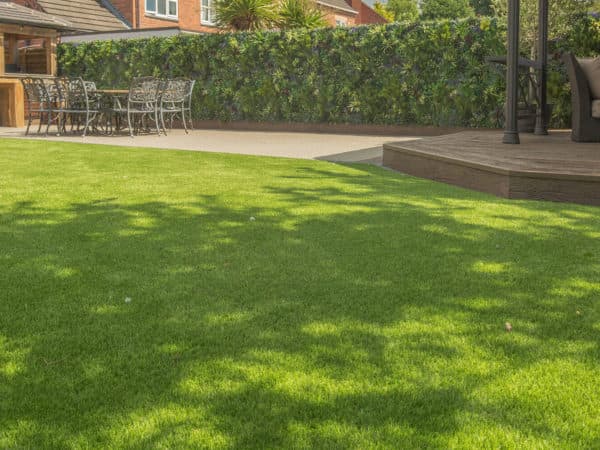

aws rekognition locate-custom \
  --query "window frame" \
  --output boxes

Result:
[146,0,178,19]
[335,16,348,27]
[200,0,216,25]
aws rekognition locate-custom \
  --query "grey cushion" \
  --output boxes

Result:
[578,57,600,100]
[592,100,600,119]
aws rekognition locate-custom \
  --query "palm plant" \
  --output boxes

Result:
[215,0,278,31]
[277,0,327,29]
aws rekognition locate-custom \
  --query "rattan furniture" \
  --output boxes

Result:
[563,53,600,142]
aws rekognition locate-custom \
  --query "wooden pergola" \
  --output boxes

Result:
[0,1,73,127]
[503,0,549,144]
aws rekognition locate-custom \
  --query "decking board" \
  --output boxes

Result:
[383,131,600,205]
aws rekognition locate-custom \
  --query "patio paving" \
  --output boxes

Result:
[0,127,420,164]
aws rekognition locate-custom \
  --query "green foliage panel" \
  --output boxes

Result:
[58,16,599,128]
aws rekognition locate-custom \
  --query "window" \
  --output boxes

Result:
[335,16,348,27]
[146,0,177,18]
[201,0,215,25]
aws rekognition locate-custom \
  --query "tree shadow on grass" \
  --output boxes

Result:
[0,161,599,447]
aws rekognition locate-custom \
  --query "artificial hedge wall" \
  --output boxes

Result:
[58,15,600,128]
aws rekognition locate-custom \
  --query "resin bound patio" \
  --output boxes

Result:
[383,130,600,206]
[0,127,411,164]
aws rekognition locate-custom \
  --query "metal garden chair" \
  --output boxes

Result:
[21,77,54,136]
[52,77,100,136]
[158,79,188,135]
[124,77,161,137]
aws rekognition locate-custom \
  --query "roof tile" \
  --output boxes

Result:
[0,0,74,29]
[35,0,129,31]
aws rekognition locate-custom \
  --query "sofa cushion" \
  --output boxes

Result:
[592,100,600,119]
[578,57,600,99]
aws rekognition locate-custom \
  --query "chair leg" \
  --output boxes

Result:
[60,112,66,136]
[182,108,188,134]
[160,108,168,136]
[86,111,97,137]
[127,110,134,138]
[154,109,161,136]
[37,111,44,134]
[25,110,33,136]
[83,112,89,137]
[45,110,53,136]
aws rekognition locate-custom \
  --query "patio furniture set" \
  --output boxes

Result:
[21,76,195,137]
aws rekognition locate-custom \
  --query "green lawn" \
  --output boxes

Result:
[1,138,599,449]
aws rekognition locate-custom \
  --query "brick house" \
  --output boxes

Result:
[351,0,388,25]
[318,0,387,27]
[110,0,386,33]
[7,0,386,34]
[109,0,214,32]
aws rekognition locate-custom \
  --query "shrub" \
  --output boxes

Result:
[420,0,475,20]
[215,0,277,31]
[277,0,327,29]
[57,15,599,128]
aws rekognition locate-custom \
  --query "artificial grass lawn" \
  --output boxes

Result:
[0,137,599,448]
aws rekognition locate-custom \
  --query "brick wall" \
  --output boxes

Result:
[345,0,387,24]
[318,5,357,27]
[347,0,361,16]
[110,0,135,25]
[357,2,386,24]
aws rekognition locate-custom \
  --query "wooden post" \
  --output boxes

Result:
[0,78,25,127]
[0,33,5,76]
[45,35,57,75]
[534,0,549,135]
[503,0,520,144]
[7,34,18,65]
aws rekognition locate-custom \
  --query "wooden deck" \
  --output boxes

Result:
[383,131,600,206]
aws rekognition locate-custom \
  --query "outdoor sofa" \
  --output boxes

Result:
[563,53,600,142]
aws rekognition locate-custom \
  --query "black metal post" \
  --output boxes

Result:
[503,0,520,144]
[534,0,549,135]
